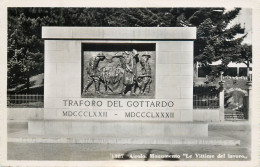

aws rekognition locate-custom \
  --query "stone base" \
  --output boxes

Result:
[28,120,208,137]
[8,136,240,146]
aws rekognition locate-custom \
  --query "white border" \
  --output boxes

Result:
[0,0,259,166]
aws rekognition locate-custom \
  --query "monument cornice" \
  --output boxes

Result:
[42,27,197,40]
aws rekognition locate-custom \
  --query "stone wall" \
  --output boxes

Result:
[8,108,44,120]
[43,27,196,122]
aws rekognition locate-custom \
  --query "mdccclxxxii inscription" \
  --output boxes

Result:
[61,110,174,119]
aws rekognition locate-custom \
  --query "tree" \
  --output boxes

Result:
[8,10,45,91]
[7,8,187,91]
[187,8,246,79]
[8,8,247,91]
[104,8,247,78]
[234,44,252,79]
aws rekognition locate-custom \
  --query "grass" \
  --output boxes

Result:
[8,102,43,108]
[8,73,44,94]
[194,77,248,90]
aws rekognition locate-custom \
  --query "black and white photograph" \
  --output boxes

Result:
[0,1,259,166]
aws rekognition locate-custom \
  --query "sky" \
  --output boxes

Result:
[211,8,252,67]
[228,8,252,44]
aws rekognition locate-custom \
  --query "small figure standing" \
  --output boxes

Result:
[138,53,152,94]
[83,53,106,94]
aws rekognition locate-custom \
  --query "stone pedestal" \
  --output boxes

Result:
[219,81,225,122]
[29,120,208,137]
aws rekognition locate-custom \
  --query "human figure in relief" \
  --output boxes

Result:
[83,53,106,94]
[138,53,152,94]
[111,49,139,95]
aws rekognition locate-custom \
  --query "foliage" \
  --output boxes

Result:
[191,8,247,79]
[193,85,219,96]
[233,43,252,77]
[8,8,249,91]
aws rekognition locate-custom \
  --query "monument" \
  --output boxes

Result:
[28,27,209,140]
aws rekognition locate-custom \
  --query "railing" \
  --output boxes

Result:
[7,94,44,108]
[193,95,219,109]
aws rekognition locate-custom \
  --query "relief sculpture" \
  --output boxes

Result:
[82,47,155,98]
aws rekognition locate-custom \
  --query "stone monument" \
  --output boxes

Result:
[28,27,209,140]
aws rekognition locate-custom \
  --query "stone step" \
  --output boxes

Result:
[28,120,209,137]
[8,136,239,146]
[209,122,250,131]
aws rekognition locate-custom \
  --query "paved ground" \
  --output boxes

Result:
[7,121,251,161]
